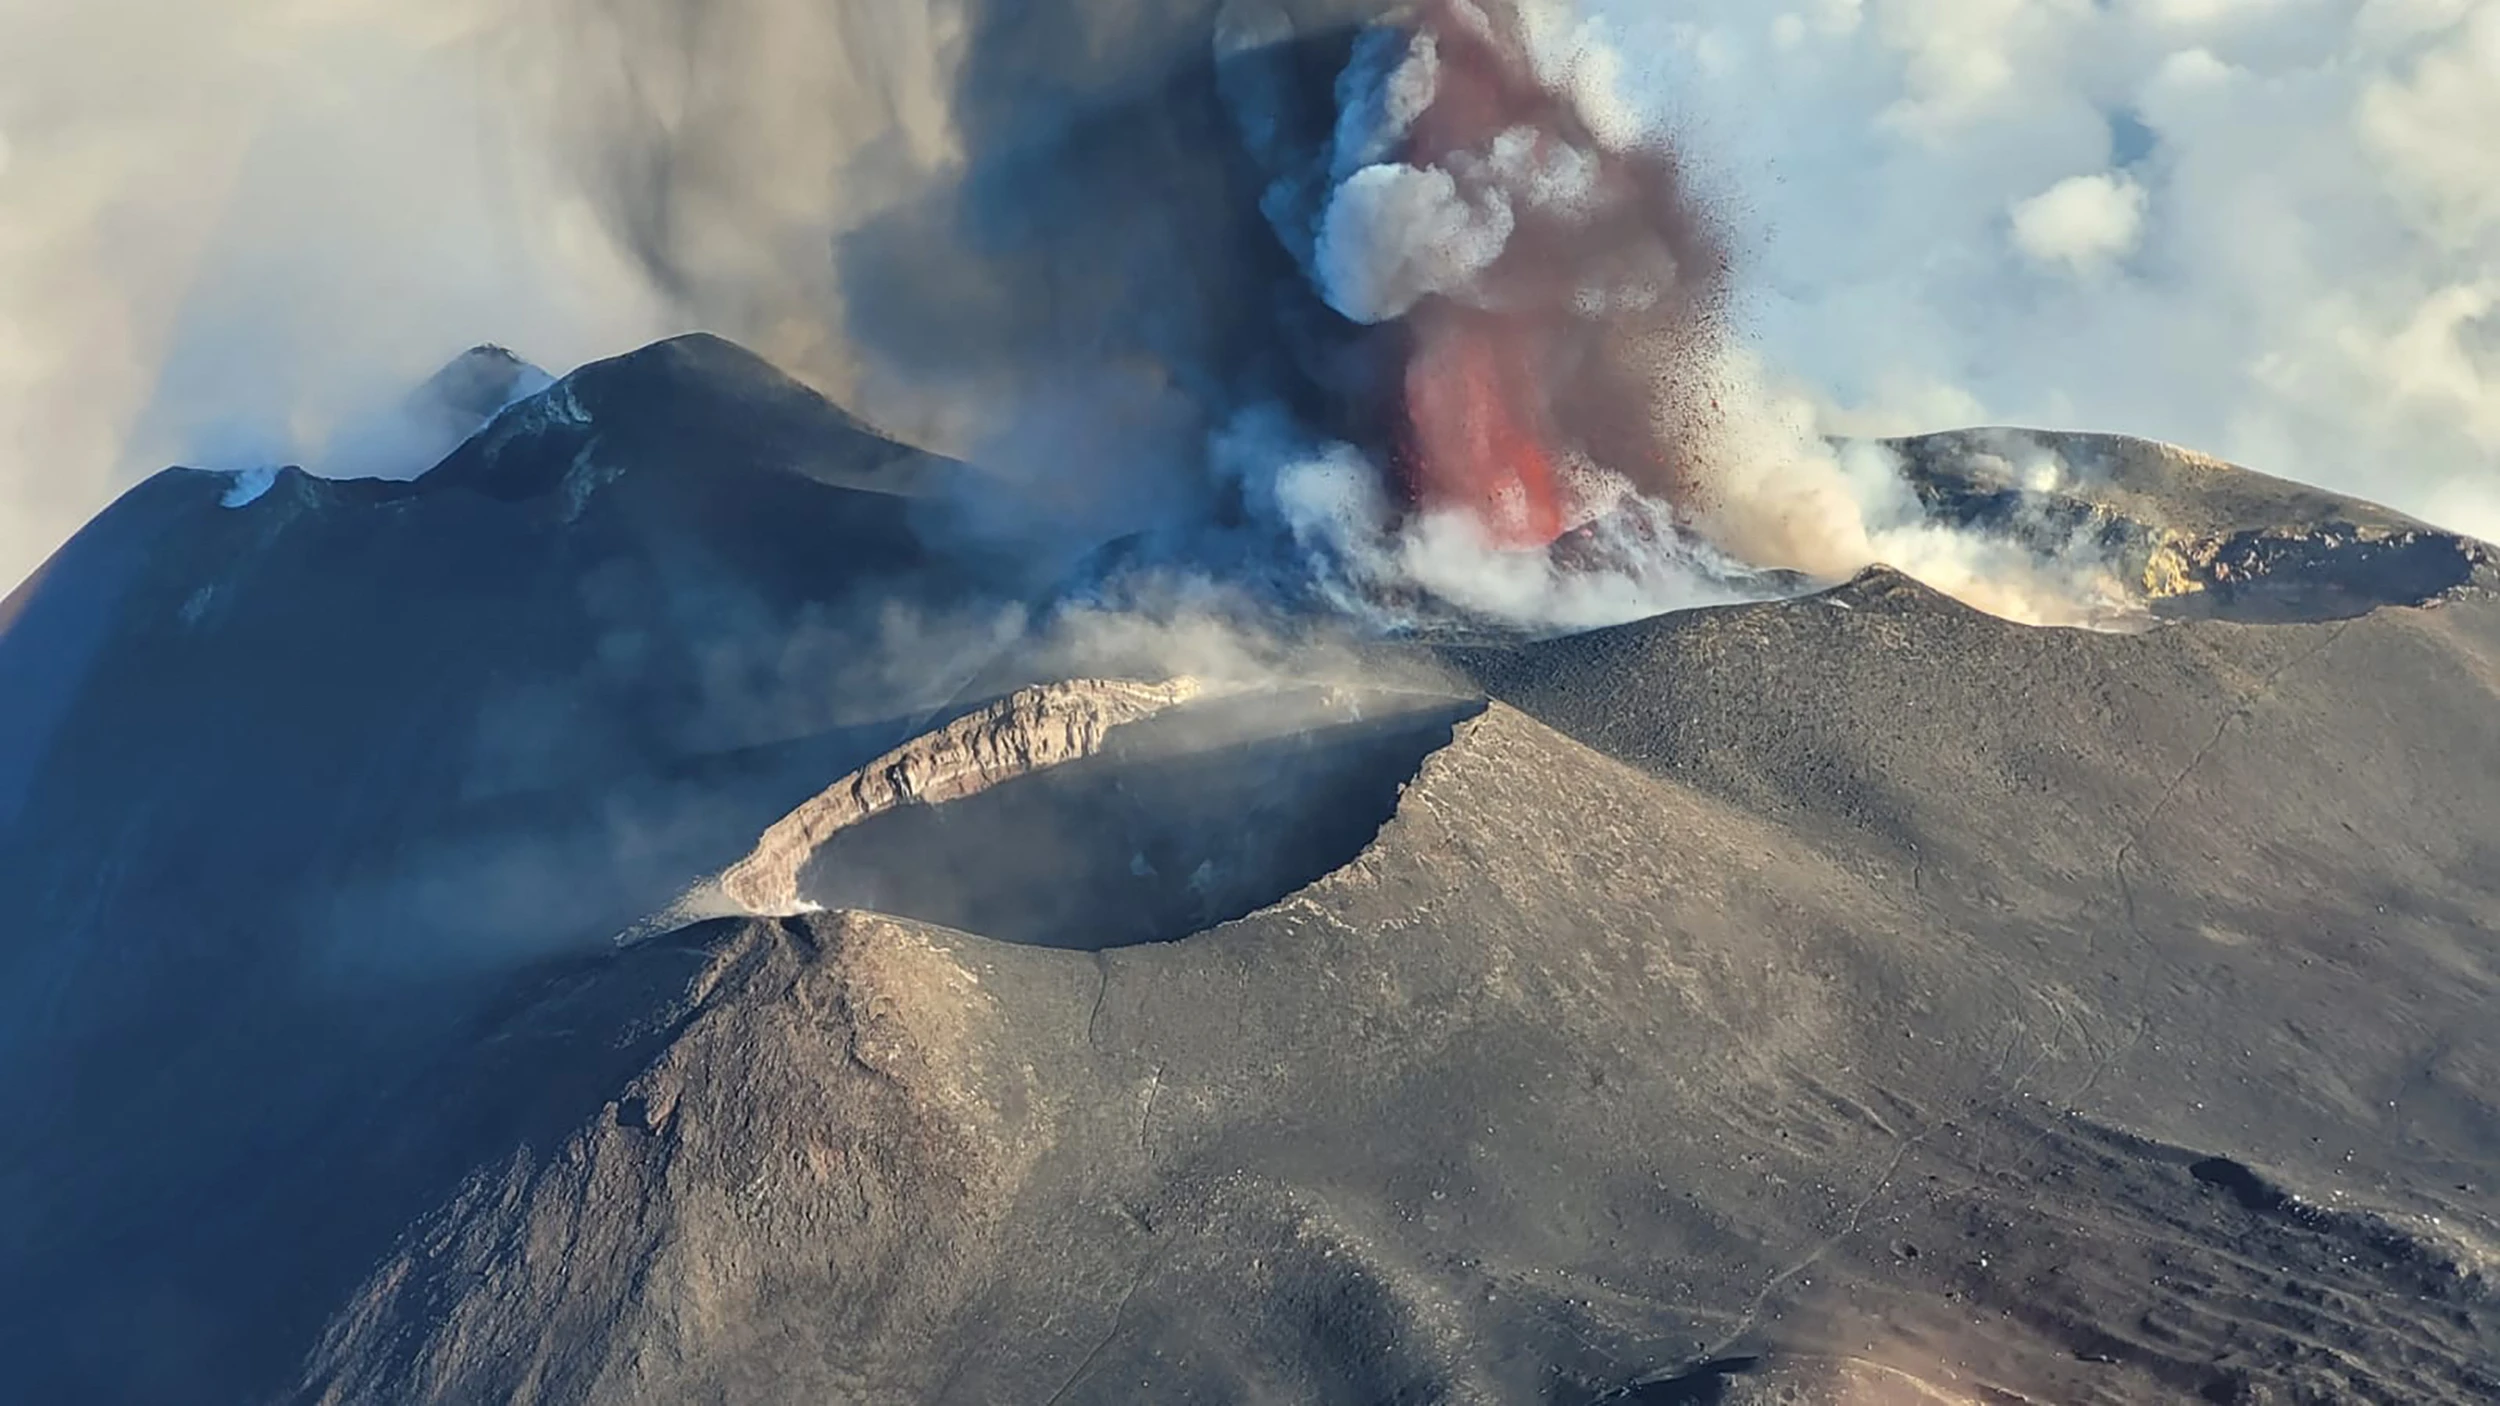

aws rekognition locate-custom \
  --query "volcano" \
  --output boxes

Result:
[2,334,2495,1404]
[816,0,1728,571]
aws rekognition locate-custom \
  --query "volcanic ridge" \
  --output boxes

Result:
[0,327,2494,1405]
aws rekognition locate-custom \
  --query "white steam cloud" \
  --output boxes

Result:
[1319,162,1518,323]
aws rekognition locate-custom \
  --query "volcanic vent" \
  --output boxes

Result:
[699,679,1483,950]
[876,0,1750,614]
[1886,429,2498,624]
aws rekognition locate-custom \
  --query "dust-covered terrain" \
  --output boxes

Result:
[1,333,2494,1404]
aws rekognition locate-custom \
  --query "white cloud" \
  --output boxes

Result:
[2010,173,2150,273]
[2355,2,2500,249]
[1600,0,2500,539]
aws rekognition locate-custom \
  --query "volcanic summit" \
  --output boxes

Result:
[1,329,2494,1403]
[3,2,2499,1403]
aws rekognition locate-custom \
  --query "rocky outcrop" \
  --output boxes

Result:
[1886,427,2496,623]
[709,678,1202,916]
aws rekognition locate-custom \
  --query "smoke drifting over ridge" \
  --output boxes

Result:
[1,1,2493,627]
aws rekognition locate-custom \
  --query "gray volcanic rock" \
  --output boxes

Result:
[1888,428,2497,622]
[308,579,2499,1403]
[5,336,2498,1404]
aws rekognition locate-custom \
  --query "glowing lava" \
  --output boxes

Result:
[1325,0,1731,557]
[1386,1,1580,551]
[1400,306,1567,548]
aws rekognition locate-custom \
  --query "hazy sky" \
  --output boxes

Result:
[1,0,2494,589]
[1600,0,2500,538]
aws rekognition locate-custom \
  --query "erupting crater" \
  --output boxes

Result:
[1400,307,1569,549]
[1351,0,1731,557]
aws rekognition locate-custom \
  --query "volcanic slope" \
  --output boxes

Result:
[6,331,2498,1402]
[0,334,1017,1403]
[296,577,2500,1402]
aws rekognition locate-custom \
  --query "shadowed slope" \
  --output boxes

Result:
[0,336,1015,1403]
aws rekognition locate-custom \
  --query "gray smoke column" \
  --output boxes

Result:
[561,1,1375,467]
[561,2,1694,541]
[825,0,1744,567]
[645,0,1762,621]
[548,0,2136,630]
[1288,0,1736,553]
[0,0,2138,629]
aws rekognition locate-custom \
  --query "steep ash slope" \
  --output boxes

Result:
[304,576,2500,1405]
[0,335,1009,1403]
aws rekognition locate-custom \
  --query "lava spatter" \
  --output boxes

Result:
[1400,304,1568,547]
[1343,0,1732,554]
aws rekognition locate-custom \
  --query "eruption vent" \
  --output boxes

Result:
[1307,0,1732,552]
[1401,308,1566,546]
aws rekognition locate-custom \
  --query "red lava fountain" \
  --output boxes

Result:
[1401,307,1567,547]
[1376,0,1732,552]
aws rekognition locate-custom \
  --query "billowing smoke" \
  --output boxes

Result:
[3,1,2492,631]
[1295,1,1732,539]
[549,0,2144,629]
[1182,0,2136,628]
